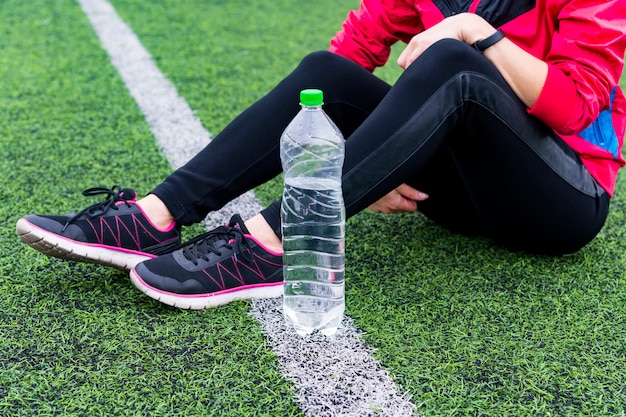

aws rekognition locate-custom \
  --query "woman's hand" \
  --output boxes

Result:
[398,13,494,69]
[397,13,548,108]
[369,183,429,214]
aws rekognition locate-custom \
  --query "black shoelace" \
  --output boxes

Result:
[182,225,252,266]
[62,185,135,231]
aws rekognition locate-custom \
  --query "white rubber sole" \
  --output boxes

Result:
[16,218,154,270]
[129,269,283,310]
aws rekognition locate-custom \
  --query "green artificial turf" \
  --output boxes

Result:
[0,1,302,416]
[2,0,626,415]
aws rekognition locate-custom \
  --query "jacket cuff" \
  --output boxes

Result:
[528,65,579,134]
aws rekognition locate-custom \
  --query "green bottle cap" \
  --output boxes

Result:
[300,89,324,106]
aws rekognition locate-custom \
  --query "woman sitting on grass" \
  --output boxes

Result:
[17,0,626,309]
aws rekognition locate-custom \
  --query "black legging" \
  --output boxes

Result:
[152,39,609,255]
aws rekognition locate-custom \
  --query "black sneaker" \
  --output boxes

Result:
[16,185,182,270]
[130,214,283,309]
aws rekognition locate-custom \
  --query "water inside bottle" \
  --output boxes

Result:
[282,177,345,335]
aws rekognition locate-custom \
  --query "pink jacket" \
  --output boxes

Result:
[329,0,626,196]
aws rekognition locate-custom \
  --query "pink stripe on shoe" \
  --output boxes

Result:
[131,268,283,299]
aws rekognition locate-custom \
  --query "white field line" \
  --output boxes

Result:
[77,1,418,416]
[75,0,259,228]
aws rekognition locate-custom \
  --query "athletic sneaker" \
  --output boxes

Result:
[16,185,182,270]
[130,214,283,309]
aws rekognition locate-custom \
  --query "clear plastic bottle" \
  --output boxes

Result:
[280,89,345,336]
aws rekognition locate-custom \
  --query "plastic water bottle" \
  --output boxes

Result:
[281,89,345,336]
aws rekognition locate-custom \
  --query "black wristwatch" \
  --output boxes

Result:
[472,29,506,54]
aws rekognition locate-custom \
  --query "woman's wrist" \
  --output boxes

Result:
[457,13,498,46]
[472,30,506,53]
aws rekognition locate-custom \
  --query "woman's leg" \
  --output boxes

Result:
[129,40,610,308]
[264,39,608,254]
[404,129,609,254]
[151,51,391,226]
[340,39,608,254]
[16,52,389,270]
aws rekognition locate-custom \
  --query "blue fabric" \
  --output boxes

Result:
[579,87,619,158]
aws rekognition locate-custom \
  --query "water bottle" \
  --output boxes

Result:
[280,89,345,336]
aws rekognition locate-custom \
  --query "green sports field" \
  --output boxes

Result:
[2,0,626,415]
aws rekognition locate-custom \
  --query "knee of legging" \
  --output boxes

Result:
[297,50,365,79]
[427,38,476,57]
[402,38,497,82]
[299,50,342,70]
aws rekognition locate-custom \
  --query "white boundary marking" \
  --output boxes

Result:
[75,0,260,228]
[77,1,418,415]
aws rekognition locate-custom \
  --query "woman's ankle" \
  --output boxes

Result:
[244,214,283,254]
[136,194,176,231]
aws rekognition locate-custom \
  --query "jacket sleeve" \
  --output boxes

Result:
[528,0,626,135]
[328,0,423,71]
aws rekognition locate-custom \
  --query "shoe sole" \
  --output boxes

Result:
[129,268,283,310]
[16,218,155,270]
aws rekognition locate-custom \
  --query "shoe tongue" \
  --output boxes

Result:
[227,214,250,235]
[118,188,137,201]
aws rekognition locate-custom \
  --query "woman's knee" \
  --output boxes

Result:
[424,38,477,60]
[298,50,355,73]
[403,38,503,83]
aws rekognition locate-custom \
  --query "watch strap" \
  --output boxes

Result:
[472,29,505,54]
